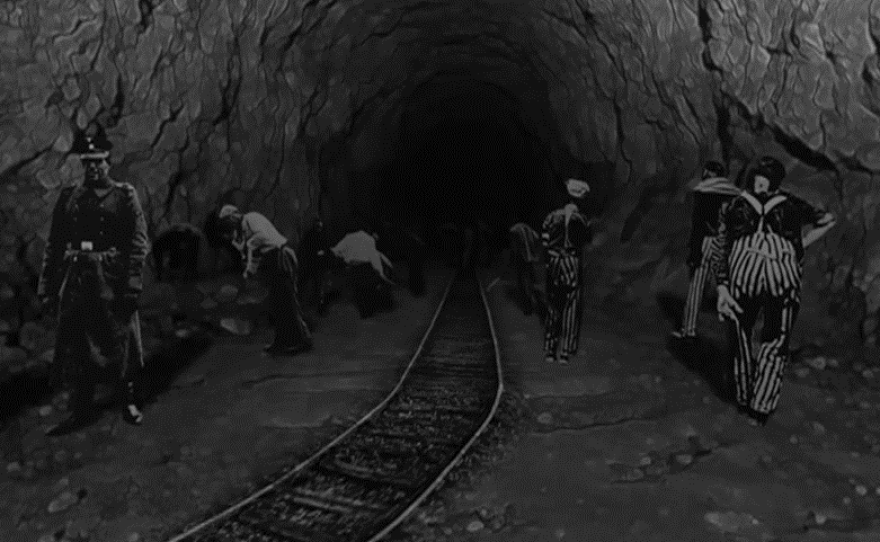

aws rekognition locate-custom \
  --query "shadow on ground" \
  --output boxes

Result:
[656,292,736,406]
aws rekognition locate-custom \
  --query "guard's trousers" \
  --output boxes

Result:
[544,253,581,358]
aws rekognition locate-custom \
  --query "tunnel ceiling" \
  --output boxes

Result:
[3,0,880,347]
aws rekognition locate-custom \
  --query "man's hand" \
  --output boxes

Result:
[716,285,742,321]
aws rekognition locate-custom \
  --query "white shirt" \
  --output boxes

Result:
[331,231,393,279]
[231,212,288,276]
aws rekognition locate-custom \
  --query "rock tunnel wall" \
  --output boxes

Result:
[2,0,880,350]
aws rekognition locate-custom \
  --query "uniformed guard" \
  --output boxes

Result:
[38,123,149,435]
[715,156,836,425]
[541,178,593,365]
[218,205,313,355]
[671,161,741,341]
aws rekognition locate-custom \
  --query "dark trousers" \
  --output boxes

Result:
[349,263,393,318]
[408,250,426,296]
[262,246,312,348]
[298,257,328,310]
[726,291,799,415]
[514,257,538,314]
[154,231,200,282]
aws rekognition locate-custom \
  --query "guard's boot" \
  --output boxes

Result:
[46,382,99,437]
[121,380,143,426]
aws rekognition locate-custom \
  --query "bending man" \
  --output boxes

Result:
[219,205,313,356]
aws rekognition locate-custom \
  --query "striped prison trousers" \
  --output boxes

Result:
[680,235,721,336]
[726,231,801,415]
[544,252,581,360]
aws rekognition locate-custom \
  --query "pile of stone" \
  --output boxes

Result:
[0,272,53,385]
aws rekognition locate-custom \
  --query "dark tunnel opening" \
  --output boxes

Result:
[372,77,559,259]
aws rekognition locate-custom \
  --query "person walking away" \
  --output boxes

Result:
[509,221,542,316]
[715,156,836,426]
[541,178,593,365]
[671,161,741,342]
[38,123,148,435]
[218,205,313,356]
[297,217,331,315]
[330,229,397,318]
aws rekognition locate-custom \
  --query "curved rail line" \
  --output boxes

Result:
[166,272,504,542]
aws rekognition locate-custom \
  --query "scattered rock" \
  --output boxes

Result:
[675,453,694,466]
[856,485,868,496]
[621,468,645,481]
[794,367,810,378]
[0,345,27,364]
[219,317,251,336]
[466,519,485,532]
[47,490,78,513]
[806,357,827,370]
[18,321,50,352]
[215,284,239,303]
[236,293,264,305]
[704,511,760,533]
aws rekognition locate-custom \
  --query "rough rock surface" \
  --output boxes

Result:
[1,0,880,346]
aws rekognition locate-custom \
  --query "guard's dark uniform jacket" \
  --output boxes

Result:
[38,180,149,386]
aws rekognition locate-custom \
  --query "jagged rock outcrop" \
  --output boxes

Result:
[1,0,879,353]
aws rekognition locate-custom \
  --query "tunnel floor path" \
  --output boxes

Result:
[0,265,455,542]
[390,262,880,542]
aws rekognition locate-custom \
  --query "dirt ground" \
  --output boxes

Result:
[393,263,880,542]
[0,265,453,542]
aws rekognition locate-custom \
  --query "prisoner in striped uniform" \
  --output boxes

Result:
[715,157,835,426]
[509,222,541,315]
[672,161,741,341]
[219,205,314,356]
[541,179,593,365]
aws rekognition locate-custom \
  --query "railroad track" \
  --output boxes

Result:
[167,273,504,542]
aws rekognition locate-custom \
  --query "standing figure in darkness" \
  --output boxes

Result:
[218,205,313,356]
[715,156,836,426]
[297,217,331,315]
[400,224,427,297]
[38,124,148,435]
[671,161,741,342]
[509,221,542,316]
[541,178,593,365]
[152,223,202,283]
